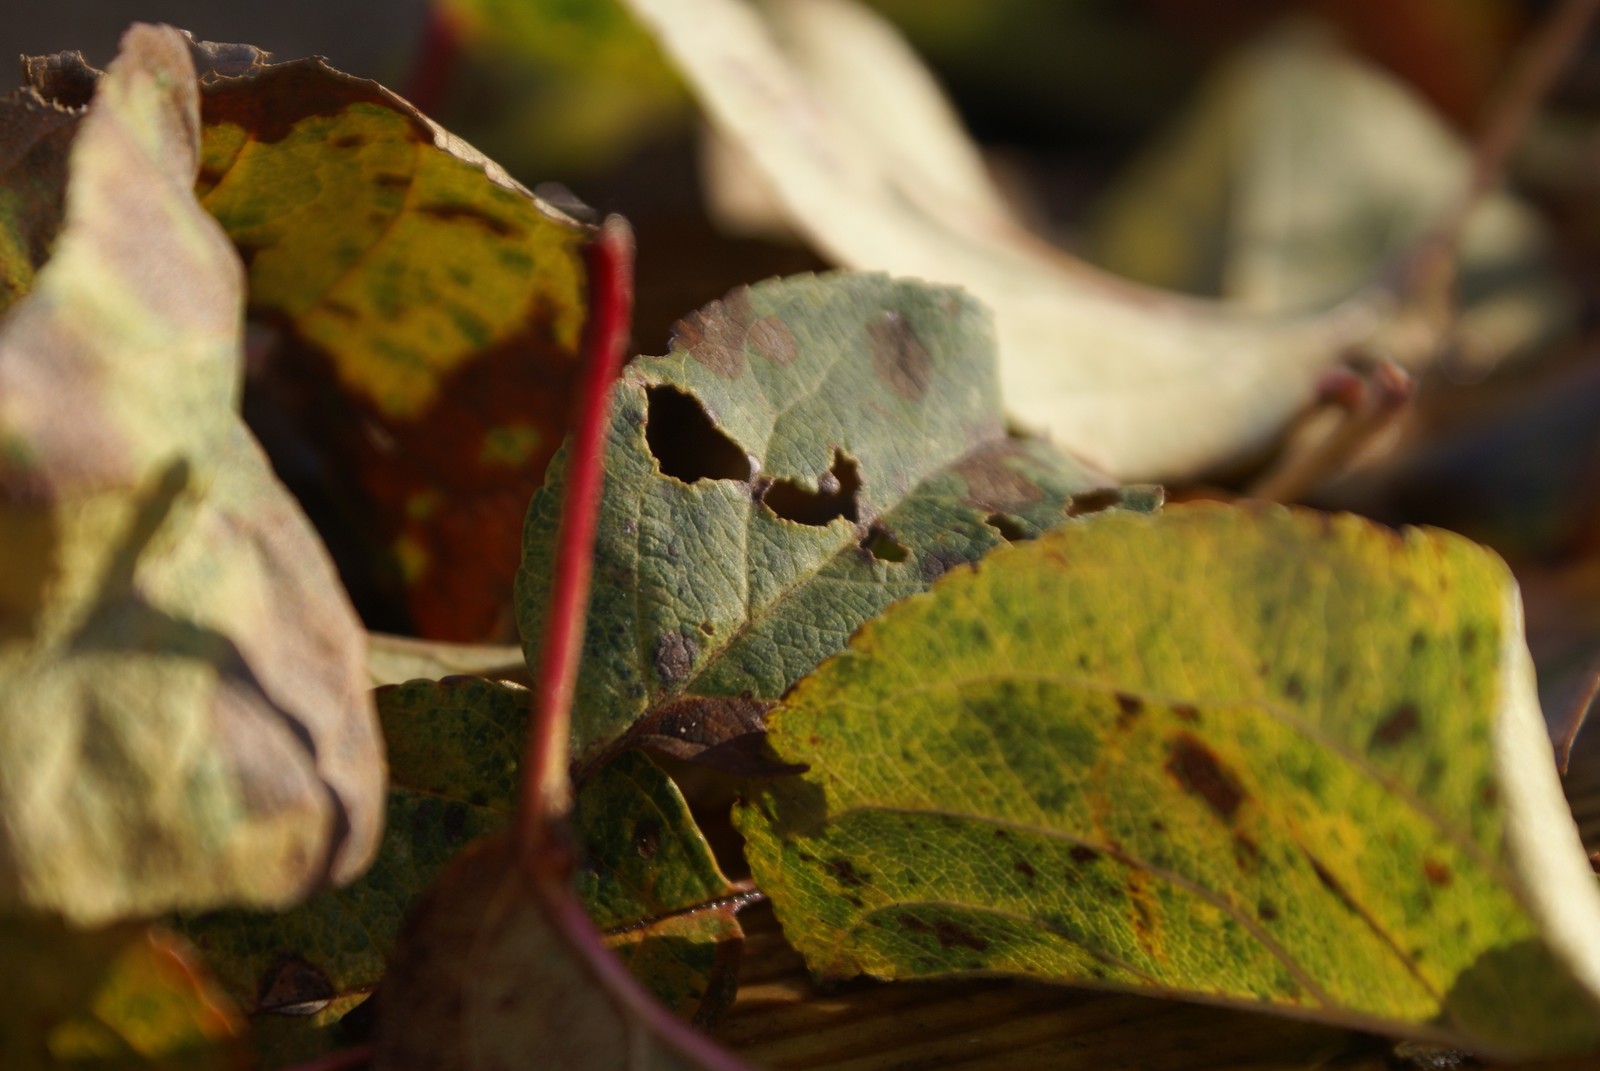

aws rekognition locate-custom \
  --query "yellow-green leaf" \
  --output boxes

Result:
[0,915,245,1069]
[0,25,384,924]
[189,38,594,641]
[738,503,1600,1057]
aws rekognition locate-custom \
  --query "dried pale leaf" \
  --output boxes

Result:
[0,25,383,924]
[1089,26,1564,372]
[620,0,1539,479]
[739,503,1600,1057]
[517,271,1116,769]
[365,632,525,687]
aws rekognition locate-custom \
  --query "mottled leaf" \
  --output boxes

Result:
[182,678,743,1038]
[621,0,1545,480]
[517,271,1116,770]
[0,25,383,923]
[180,37,594,641]
[738,503,1600,1057]
[0,915,244,1069]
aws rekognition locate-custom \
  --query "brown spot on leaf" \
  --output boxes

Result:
[1258,899,1280,922]
[952,443,1045,513]
[653,631,698,686]
[374,172,411,189]
[671,289,755,378]
[901,916,989,952]
[1165,733,1246,822]
[1423,858,1452,887]
[645,387,752,483]
[747,315,797,365]
[197,52,431,145]
[1070,845,1101,864]
[1233,832,1261,871]
[1284,674,1305,701]
[1371,702,1421,748]
[622,694,804,777]
[416,202,518,238]
[1305,852,1361,915]
[1173,703,1199,724]
[1115,692,1142,729]
[1014,859,1037,882]
[331,132,366,149]
[867,309,932,399]
[826,858,870,887]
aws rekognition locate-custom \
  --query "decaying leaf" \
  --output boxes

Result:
[621,0,1555,480]
[372,832,751,1071]
[182,678,745,1042]
[0,915,244,1069]
[518,271,1118,771]
[738,503,1600,1057]
[0,25,384,924]
[0,74,77,316]
[179,37,595,642]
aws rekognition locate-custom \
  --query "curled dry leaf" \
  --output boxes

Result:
[517,271,1120,772]
[0,25,383,923]
[739,503,1600,1058]
[183,36,595,642]
[622,0,1557,480]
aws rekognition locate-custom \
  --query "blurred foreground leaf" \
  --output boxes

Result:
[518,271,1118,771]
[0,25,383,924]
[0,916,244,1069]
[739,503,1600,1057]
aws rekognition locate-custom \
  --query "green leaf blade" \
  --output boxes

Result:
[738,502,1600,1056]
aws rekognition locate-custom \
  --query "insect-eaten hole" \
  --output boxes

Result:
[985,513,1029,541]
[1066,488,1125,517]
[646,386,753,483]
[860,523,909,563]
[762,449,861,526]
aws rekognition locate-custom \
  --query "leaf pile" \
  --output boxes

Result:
[7,5,1600,1071]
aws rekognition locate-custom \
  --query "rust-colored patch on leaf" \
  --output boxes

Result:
[672,289,755,378]
[952,442,1048,513]
[867,309,932,400]
[901,916,989,953]
[1371,702,1422,748]
[1164,732,1246,822]
[1423,858,1452,888]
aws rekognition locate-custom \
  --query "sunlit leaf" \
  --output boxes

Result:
[0,25,383,924]
[518,271,1119,769]
[186,38,594,641]
[739,503,1600,1057]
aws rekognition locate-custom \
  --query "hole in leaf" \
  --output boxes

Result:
[762,450,861,526]
[861,524,909,562]
[645,386,753,483]
[1066,488,1124,517]
[985,513,1029,541]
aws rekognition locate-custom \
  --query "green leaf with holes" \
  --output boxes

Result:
[179,677,743,1054]
[736,502,1600,1059]
[518,272,1128,771]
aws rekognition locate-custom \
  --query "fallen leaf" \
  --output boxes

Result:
[182,37,595,641]
[737,502,1600,1058]
[372,832,751,1071]
[620,0,1544,479]
[516,271,1119,771]
[365,631,526,687]
[181,679,745,1043]
[1088,24,1564,374]
[0,915,245,1069]
[0,25,384,924]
